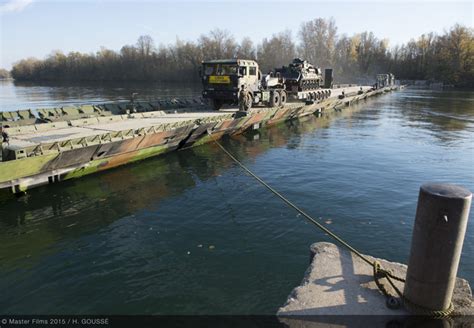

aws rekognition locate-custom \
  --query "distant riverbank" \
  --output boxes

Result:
[9,21,473,88]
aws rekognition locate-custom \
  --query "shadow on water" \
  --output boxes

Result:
[0,112,339,272]
[0,108,356,315]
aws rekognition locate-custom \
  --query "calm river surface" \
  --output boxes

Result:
[0,80,473,314]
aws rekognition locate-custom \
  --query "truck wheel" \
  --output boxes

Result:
[270,91,280,107]
[210,99,222,111]
[280,90,287,107]
[240,92,253,111]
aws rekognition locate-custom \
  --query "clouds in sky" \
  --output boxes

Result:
[0,0,34,14]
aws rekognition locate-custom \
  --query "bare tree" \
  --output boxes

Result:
[0,68,9,79]
[334,34,359,82]
[136,35,155,58]
[237,37,256,59]
[299,17,337,68]
[198,29,238,60]
[257,30,296,72]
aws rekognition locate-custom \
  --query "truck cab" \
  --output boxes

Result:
[201,59,261,110]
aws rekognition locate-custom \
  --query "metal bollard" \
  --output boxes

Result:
[404,183,472,312]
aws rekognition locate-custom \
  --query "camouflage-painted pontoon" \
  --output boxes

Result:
[0,85,398,196]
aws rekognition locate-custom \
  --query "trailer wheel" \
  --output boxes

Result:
[210,99,222,111]
[240,92,253,111]
[279,90,287,107]
[270,90,280,107]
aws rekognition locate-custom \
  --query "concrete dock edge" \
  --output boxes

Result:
[277,242,473,321]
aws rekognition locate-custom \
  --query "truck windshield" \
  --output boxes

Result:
[204,64,237,76]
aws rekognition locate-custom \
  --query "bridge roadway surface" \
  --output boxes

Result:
[6,86,370,150]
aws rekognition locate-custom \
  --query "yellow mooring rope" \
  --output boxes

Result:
[207,130,454,317]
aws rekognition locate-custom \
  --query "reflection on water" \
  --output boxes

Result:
[0,80,201,111]
[397,89,474,144]
[0,85,473,314]
[0,116,334,268]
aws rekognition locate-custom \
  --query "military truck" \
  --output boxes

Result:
[201,59,287,111]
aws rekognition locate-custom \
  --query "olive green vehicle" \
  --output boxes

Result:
[201,59,287,112]
[201,59,332,112]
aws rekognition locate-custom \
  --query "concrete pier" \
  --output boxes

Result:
[277,242,473,318]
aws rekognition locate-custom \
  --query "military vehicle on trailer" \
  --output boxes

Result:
[274,58,323,92]
[201,59,287,111]
[201,58,332,112]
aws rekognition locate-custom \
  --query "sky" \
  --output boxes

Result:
[0,0,472,69]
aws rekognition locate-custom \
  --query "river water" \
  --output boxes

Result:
[0,80,473,314]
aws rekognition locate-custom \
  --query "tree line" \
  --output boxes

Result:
[0,68,10,79]
[9,18,474,87]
